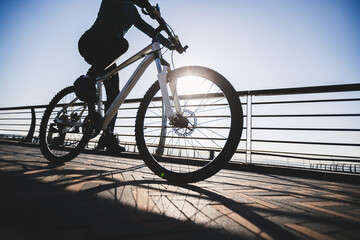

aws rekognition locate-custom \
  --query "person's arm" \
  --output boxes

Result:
[133,10,171,48]
[132,0,150,9]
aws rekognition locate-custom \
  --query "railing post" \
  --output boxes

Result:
[245,94,253,164]
[155,102,167,156]
[209,150,215,160]
[22,107,36,143]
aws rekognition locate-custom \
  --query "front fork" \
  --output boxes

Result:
[156,60,181,121]
[155,58,182,156]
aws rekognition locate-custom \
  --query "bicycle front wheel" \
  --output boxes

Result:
[135,66,243,183]
[39,86,90,164]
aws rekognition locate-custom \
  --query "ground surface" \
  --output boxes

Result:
[1,144,360,240]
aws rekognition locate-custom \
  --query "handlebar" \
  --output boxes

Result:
[141,3,188,54]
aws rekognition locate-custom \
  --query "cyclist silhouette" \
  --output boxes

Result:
[74,0,171,153]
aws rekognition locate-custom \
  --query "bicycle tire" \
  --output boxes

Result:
[135,66,243,183]
[39,86,89,164]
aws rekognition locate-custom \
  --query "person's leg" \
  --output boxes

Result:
[79,32,113,78]
[94,66,122,152]
[98,38,129,153]
[74,31,107,103]
[103,64,120,131]
[80,36,128,152]
[100,37,128,130]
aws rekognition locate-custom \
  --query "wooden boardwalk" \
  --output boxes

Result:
[1,144,360,240]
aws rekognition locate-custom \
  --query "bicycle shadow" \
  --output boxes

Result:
[0,153,244,239]
[1,145,359,240]
[81,176,306,240]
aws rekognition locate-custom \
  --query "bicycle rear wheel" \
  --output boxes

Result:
[39,86,90,164]
[135,66,243,183]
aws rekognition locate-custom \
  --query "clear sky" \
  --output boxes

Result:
[0,0,359,107]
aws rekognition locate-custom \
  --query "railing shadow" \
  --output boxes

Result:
[1,144,360,239]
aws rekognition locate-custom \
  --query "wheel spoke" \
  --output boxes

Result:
[40,86,89,161]
[135,66,243,182]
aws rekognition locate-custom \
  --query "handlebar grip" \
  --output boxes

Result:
[181,45,188,54]
[175,45,188,54]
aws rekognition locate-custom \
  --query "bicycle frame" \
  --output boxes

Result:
[94,41,180,131]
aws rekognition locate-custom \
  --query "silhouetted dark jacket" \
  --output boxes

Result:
[88,0,168,45]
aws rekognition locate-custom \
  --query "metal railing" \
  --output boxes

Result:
[1,83,359,173]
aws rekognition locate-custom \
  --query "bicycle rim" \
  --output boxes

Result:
[40,86,89,163]
[136,66,243,183]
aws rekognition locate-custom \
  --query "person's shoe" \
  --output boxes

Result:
[95,134,107,151]
[95,133,126,153]
[74,75,99,103]
[106,134,126,153]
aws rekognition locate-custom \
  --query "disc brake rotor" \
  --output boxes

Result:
[171,109,197,137]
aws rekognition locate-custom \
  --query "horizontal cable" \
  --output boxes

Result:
[252,98,360,105]
[236,148,360,160]
[0,129,28,132]
[115,126,247,131]
[137,126,232,130]
[252,127,360,132]
[0,111,35,115]
[252,114,360,118]
[0,118,32,120]
[117,133,246,142]
[142,135,226,141]
[247,150,360,163]
[252,139,360,147]
[0,124,31,126]
[131,115,231,119]
[240,83,360,96]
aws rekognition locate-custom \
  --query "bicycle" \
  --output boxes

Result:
[39,3,243,183]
